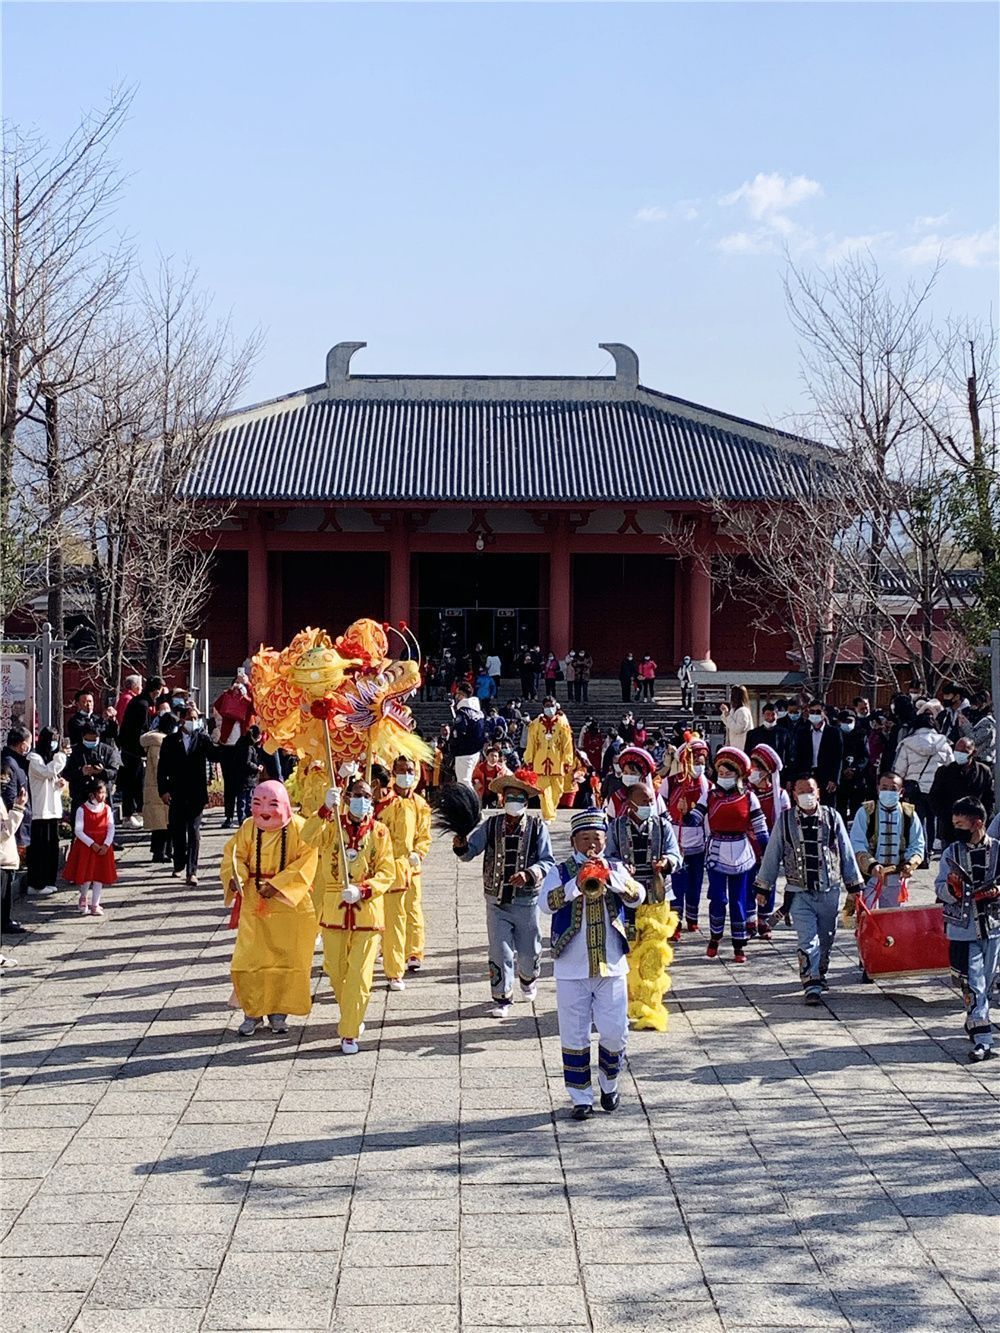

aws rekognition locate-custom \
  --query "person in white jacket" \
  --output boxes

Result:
[26,728,68,897]
[1,791,27,946]
[893,712,954,860]
[720,685,754,754]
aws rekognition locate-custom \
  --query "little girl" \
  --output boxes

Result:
[64,778,117,915]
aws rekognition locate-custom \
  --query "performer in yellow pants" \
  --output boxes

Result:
[221,782,319,1037]
[377,757,432,985]
[302,776,395,1054]
[524,698,575,823]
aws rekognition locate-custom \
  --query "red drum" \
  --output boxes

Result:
[856,900,950,979]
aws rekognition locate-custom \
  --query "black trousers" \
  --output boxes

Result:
[26,819,61,889]
[620,681,632,702]
[120,754,144,818]
[150,829,172,862]
[217,749,242,821]
[168,805,203,878]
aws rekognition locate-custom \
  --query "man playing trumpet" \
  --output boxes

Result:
[539,809,644,1120]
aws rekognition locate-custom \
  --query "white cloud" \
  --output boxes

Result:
[720,172,822,220]
[634,200,699,224]
[716,230,776,256]
[912,212,951,231]
[822,232,894,263]
[899,225,999,268]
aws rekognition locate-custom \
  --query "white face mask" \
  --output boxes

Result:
[634,804,653,821]
[749,770,766,787]
[953,751,970,766]
[692,763,705,778]
[796,793,819,812]
[504,799,527,818]
[840,723,855,733]
[763,719,776,729]
[543,706,556,718]
[621,774,642,788]
[776,710,787,719]
[184,719,201,734]
[809,713,823,726]
[717,775,738,791]
[395,773,416,789]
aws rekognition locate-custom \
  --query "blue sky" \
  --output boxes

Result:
[4,1,997,426]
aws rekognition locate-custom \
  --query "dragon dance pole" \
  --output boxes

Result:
[321,716,350,889]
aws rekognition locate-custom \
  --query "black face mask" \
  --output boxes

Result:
[953,828,974,844]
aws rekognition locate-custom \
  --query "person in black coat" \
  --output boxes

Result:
[618,654,639,704]
[232,726,266,823]
[834,709,871,822]
[118,676,164,821]
[745,703,792,768]
[928,737,995,844]
[791,701,844,804]
[67,690,107,748]
[65,724,121,814]
[157,705,215,885]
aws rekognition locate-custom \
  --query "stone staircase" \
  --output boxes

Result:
[409,678,724,744]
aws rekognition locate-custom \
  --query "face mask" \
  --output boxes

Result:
[763,719,776,729]
[749,770,766,787]
[787,711,800,722]
[543,707,556,718]
[171,698,185,709]
[693,764,705,778]
[349,797,372,820]
[184,719,201,734]
[82,739,98,750]
[621,774,642,788]
[776,710,787,720]
[953,752,970,766]
[809,713,823,726]
[504,799,527,818]
[953,828,974,844]
[796,793,819,812]
[634,804,653,821]
[878,790,900,810]
[717,775,738,791]
[841,723,855,733]
[395,773,416,789]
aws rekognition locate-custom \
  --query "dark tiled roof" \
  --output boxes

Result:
[183,395,833,503]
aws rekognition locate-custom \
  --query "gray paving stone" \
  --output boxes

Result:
[2,1256,96,1292]
[1,1223,120,1258]
[349,1197,459,1231]
[338,1263,457,1305]
[330,1306,459,1333]
[589,1303,724,1332]
[241,1185,353,1216]
[107,1231,230,1267]
[230,1215,345,1251]
[85,1262,217,1309]
[709,1283,851,1328]
[575,1227,697,1264]
[0,1293,81,1333]
[203,1288,334,1331]
[462,1245,578,1285]
[343,1228,457,1266]
[461,1286,590,1327]
[462,1182,568,1214]
[71,1313,204,1333]
[582,1262,709,1302]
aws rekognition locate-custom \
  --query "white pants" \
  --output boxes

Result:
[555,975,628,1107]
[454,753,477,789]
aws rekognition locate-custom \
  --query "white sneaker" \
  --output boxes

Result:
[78,895,88,915]
[0,954,17,967]
[128,815,144,828]
[388,978,406,992]
[341,1038,359,1055]
[406,956,422,972]
[29,886,58,898]
[490,1003,512,1019]
[519,982,538,1002]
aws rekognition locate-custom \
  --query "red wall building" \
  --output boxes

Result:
[188,342,830,676]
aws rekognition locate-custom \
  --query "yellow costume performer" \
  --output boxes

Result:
[221,782,319,1033]
[302,789,395,1049]
[524,704,575,823]
[377,773,432,981]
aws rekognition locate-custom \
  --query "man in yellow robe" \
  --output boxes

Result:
[302,776,395,1054]
[376,756,432,986]
[524,697,575,823]
[221,781,319,1036]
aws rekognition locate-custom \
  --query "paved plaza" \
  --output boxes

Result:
[1,810,997,1333]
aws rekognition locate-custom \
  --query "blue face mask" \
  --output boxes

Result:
[349,797,372,820]
[840,722,855,733]
[82,739,98,750]
[878,790,900,809]
[953,751,970,766]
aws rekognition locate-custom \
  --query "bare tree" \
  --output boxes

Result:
[1,88,133,720]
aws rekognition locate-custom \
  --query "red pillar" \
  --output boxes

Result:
[247,517,269,652]
[548,521,571,660]
[686,557,716,671]
[388,516,411,627]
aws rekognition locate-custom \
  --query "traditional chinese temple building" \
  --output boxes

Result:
[185,342,831,676]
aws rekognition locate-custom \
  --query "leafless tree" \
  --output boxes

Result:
[1,87,133,719]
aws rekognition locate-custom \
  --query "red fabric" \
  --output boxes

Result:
[64,805,118,885]
[213,687,254,744]
[227,895,242,929]
[667,774,706,824]
[114,689,138,726]
[706,789,752,833]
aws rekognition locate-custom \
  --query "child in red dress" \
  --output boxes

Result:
[64,779,118,915]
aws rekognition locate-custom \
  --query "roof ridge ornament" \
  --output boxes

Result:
[327,341,367,391]
[598,342,639,393]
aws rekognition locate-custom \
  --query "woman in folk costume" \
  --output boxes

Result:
[666,738,711,939]
[523,696,575,823]
[472,743,511,808]
[539,808,644,1120]
[221,781,319,1036]
[377,755,432,986]
[686,747,769,963]
[746,743,791,940]
[604,746,661,821]
[302,776,395,1054]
